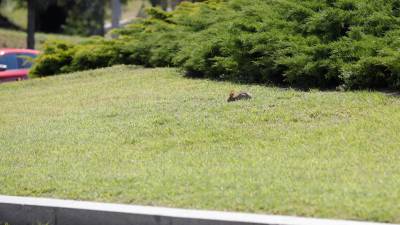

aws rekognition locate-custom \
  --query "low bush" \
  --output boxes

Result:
[31,0,400,90]
[30,40,75,76]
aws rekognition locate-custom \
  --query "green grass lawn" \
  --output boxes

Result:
[0,66,399,223]
[0,28,86,49]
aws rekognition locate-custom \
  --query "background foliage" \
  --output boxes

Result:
[31,0,400,90]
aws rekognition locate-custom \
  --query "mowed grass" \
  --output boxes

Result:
[0,66,400,223]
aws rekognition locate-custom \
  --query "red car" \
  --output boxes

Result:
[0,48,40,83]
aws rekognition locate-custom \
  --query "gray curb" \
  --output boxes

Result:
[0,195,396,225]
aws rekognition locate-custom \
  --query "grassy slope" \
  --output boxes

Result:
[0,28,86,49]
[0,66,399,223]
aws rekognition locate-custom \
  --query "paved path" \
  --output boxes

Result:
[0,195,397,225]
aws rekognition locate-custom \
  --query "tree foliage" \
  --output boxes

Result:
[14,0,106,35]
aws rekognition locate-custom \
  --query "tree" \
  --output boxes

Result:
[21,0,56,49]
[27,0,36,49]
[149,0,161,7]
[171,0,184,10]
[111,0,121,29]
[20,0,106,39]
[151,0,201,11]
[160,0,168,10]
[62,0,106,36]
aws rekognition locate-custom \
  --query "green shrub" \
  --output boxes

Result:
[30,40,75,77]
[31,0,400,90]
[69,39,123,71]
[31,39,129,76]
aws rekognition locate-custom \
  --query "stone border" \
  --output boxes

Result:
[0,195,396,225]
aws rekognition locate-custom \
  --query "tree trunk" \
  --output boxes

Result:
[111,0,121,29]
[149,0,161,7]
[27,0,36,49]
[171,0,183,10]
[160,0,168,11]
[95,0,105,36]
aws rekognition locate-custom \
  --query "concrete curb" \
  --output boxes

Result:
[0,195,396,225]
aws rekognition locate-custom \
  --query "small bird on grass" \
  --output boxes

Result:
[227,90,252,102]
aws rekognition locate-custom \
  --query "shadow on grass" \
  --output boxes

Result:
[182,68,400,97]
[183,69,343,93]
[0,14,23,31]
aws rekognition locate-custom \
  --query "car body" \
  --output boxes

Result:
[0,48,40,83]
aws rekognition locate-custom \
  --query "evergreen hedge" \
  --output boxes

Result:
[31,0,400,90]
